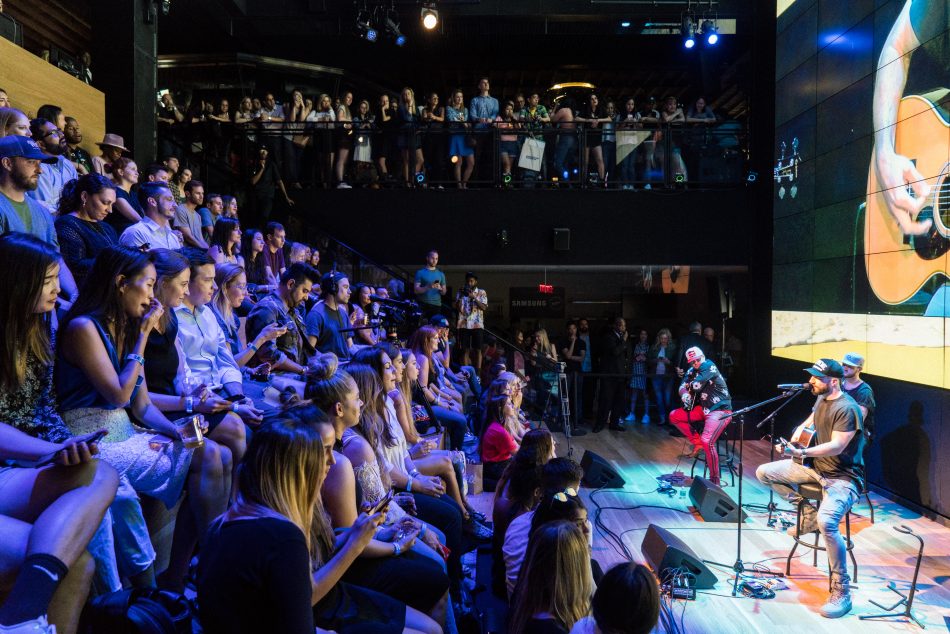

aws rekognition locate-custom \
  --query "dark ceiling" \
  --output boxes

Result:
[157,0,757,117]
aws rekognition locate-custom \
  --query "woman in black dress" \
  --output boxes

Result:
[54,174,118,290]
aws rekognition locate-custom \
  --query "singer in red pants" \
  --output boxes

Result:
[669,347,733,485]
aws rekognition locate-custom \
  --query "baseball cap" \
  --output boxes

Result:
[429,314,450,328]
[685,346,705,364]
[804,358,843,379]
[841,352,864,368]
[0,136,57,164]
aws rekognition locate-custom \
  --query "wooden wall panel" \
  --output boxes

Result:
[0,37,105,157]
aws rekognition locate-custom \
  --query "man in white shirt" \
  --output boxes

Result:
[119,181,183,250]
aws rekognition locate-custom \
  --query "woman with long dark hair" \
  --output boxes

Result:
[408,326,466,450]
[54,174,118,290]
[196,417,440,634]
[56,246,232,591]
[240,228,277,293]
[208,217,243,266]
[107,157,143,235]
[575,93,609,184]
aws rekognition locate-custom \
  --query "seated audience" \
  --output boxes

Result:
[288,241,310,265]
[119,180,183,250]
[54,174,118,290]
[208,217,244,265]
[175,179,209,249]
[503,458,584,598]
[570,563,660,634]
[0,107,31,137]
[106,157,143,236]
[221,195,239,219]
[210,262,284,365]
[240,228,276,293]
[262,221,287,280]
[196,417,440,634]
[201,192,223,242]
[56,246,232,591]
[349,283,378,346]
[480,393,521,488]
[245,262,319,373]
[91,133,126,179]
[509,520,593,634]
[305,271,355,360]
[27,118,77,215]
[142,162,171,183]
[408,326,467,451]
[0,135,78,304]
[169,165,191,205]
[174,249,263,422]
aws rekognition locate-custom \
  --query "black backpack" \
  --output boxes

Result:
[80,588,193,634]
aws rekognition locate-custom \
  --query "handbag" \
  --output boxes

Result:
[517,137,546,172]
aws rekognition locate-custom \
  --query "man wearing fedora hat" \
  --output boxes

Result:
[0,135,78,303]
[756,358,866,618]
[92,133,128,178]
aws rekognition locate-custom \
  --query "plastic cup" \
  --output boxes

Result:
[177,415,205,449]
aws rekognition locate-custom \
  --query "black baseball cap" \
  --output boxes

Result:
[804,358,843,379]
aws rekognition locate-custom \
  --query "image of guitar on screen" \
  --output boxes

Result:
[866,0,950,315]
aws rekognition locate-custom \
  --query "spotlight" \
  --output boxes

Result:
[385,10,406,46]
[702,20,718,45]
[503,173,512,184]
[415,171,426,184]
[674,173,686,183]
[355,12,377,42]
[620,20,631,28]
[562,170,569,180]
[682,15,695,49]
[421,5,438,30]
[450,155,459,164]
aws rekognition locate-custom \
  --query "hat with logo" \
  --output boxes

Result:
[841,352,864,368]
[0,136,58,164]
[685,346,705,364]
[804,358,844,379]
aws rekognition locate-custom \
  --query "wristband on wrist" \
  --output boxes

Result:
[392,542,401,556]
[406,476,413,492]
[420,523,427,539]
[185,396,194,413]
[232,401,239,412]
[126,353,145,367]
[248,342,259,353]
[409,468,420,478]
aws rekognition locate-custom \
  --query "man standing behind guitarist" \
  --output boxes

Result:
[668,347,732,484]
[756,358,866,619]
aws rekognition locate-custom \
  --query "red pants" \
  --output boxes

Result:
[669,408,733,483]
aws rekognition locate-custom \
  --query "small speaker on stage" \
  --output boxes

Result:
[580,450,626,488]
[689,477,747,522]
[640,524,718,589]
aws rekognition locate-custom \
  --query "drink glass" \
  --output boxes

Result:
[177,415,205,449]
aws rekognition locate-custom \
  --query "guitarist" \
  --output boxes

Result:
[756,358,866,619]
[668,347,732,484]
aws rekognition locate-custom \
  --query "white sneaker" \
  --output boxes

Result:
[623,413,636,423]
[641,415,650,424]
[336,182,352,189]
[0,615,57,633]
[820,580,852,618]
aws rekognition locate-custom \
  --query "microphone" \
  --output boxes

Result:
[369,294,414,308]
[777,383,810,391]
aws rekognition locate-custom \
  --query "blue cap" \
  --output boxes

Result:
[0,136,57,164]
[429,314,450,328]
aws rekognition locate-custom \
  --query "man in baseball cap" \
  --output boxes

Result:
[756,356,865,618]
[841,352,875,444]
[0,135,78,304]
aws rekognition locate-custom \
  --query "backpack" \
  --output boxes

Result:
[80,588,193,634]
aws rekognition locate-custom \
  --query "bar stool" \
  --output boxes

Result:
[785,481,858,588]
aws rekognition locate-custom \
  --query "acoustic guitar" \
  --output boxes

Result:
[779,422,817,467]
[661,266,691,294]
[864,94,950,305]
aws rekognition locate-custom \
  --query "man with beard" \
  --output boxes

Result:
[756,358,865,619]
[27,118,78,214]
[63,117,93,175]
[0,135,78,302]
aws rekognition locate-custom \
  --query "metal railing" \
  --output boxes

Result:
[160,118,749,191]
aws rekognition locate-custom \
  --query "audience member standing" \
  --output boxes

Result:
[595,317,629,433]
[414,249,446,319]
[454,271,487,371]
[649,328,677,425]
[469,77,499,180]
[446,90,474,188]
[558,321,587,432]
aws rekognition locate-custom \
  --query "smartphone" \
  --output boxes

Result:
[18,429,109,468]
[370,489,395,515]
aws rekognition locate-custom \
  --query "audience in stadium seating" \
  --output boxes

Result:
[107,157,143,236]
[54,173,118,289]
[28,117,77,214]
[119,180,183,250]
[570,562,660,634]
[245,262,318,373]
[174,179,209,249]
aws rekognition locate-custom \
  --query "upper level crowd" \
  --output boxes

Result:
[0,81,663,634]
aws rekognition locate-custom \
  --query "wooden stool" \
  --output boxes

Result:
[785,481,858,588]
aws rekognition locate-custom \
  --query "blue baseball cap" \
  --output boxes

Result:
[0,136,57,163]
[430,314,450,328]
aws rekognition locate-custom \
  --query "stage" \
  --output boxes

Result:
[473,422,950,633]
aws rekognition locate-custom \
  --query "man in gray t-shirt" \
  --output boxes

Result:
[174,179,208,249]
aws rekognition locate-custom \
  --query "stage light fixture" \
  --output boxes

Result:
[355,11,377,42]
[702,20,719,45]
[421,5,439,30]
[415,171,426,184]
[674,173,686,183]
[620,20,631,28]
[385,10,406,46]
[682,15,696,49]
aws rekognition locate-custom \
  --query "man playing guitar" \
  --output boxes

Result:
[668,347,732,485]
[756,358,866,619]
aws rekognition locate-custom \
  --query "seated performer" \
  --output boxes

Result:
[668,346,732,484]
[756,358,865,619]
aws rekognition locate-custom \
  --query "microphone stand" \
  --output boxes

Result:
[702,391,798,596]
[743,388,806,525]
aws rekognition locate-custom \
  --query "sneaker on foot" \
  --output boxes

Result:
[464,517,493,541]
[336,182,352,189]
[0,615,56,634]
[820,581,852,618]
[641,414,650,424]
[623,413,636,423]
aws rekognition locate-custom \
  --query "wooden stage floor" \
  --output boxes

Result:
[473,422,950,633]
